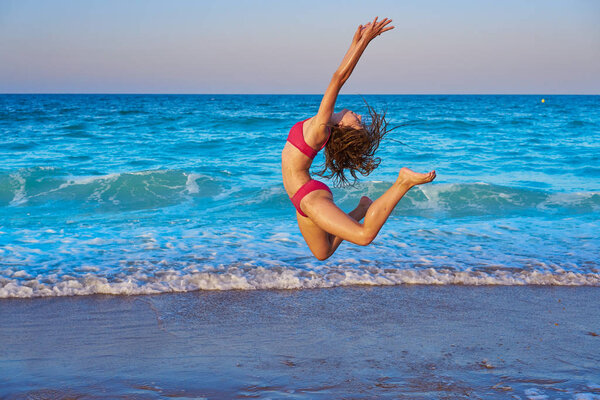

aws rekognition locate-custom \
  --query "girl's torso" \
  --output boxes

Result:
[281,117,329,197]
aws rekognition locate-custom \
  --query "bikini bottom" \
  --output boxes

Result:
[290,179,332,218]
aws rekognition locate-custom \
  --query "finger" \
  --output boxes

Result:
[377,18,391,31]
[374,28,393,38]
[381,18,392,27]
[381,18,392,28]
[375,20,392,34]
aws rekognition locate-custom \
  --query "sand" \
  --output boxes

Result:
[1,285,599,399]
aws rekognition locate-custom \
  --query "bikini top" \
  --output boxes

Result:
[286,118,332,159]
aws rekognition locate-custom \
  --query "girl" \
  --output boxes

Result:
[281,17,436,260]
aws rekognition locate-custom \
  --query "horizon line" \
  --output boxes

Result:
[1,93,598,96]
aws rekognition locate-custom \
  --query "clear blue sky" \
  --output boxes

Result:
[1,0,598,94]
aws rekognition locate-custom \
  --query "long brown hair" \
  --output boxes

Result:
[315,100,395,186]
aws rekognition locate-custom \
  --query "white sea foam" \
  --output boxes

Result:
[8,171,27,206]
[541,191,600,210]
[1,265,598,299]
[184,173,202,194]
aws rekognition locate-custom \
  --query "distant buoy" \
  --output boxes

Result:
[541,98,545,103]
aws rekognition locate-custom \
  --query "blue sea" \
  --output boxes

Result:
[1,94,599,298]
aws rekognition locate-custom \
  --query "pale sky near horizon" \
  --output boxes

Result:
[1,0,599,94]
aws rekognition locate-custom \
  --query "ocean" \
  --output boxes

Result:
[1,94,599,297]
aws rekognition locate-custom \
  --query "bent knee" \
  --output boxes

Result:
[356,230,376,246]
[312,249,332,261]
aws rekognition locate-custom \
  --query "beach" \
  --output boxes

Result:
[2,0,599,396]
[1,94,599,398]
[1,285,599,398]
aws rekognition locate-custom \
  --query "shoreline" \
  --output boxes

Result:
[3,269,600,299]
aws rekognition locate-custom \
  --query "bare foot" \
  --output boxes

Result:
[397,167,436,187]
[359,195,373,209]
[349,196,373,221]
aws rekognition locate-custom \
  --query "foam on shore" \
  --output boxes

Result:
[1,264,599,298]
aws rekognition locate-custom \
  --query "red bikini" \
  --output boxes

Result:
[286,118,332,217]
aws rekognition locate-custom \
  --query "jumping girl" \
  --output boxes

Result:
[281,17,436,260]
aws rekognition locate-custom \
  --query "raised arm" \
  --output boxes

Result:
[311,17,394,137]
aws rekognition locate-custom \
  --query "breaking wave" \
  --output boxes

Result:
[1,264,599,298]
[1,167,598,217]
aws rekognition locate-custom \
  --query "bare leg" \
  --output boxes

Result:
[361,168,436,243]
[304,168,436,248]
[327,196,373,255]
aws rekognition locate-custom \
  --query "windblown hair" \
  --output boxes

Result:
[315,101,394,187]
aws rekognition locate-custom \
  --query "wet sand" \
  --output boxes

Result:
[1,285,599,399]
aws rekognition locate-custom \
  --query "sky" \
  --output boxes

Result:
[0,0,599,94]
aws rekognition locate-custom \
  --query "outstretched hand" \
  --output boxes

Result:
[319,16,394,126]
[352,17,394,46]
